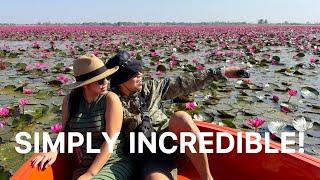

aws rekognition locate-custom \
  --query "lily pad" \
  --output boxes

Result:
[307,130,320,138]
[296,52,305,58]
[301,86,319,99]
[222,120,237,128]
[217,110,236,118]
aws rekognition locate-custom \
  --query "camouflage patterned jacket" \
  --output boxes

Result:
[116,68,225,138]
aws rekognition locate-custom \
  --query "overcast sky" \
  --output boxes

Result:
[1,0,319,24]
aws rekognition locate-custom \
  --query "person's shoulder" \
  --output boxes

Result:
[105,91,120,102]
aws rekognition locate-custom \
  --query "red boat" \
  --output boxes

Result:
[11,121,320,180]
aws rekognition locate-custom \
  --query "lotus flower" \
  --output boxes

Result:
[51,122,62,134]
[35,62,48,71]
[19,98,28,115]
[287,89,298,103]
[23,88,33,95]
[280,106,290,113]
[272,95,279,102]
[0,106,9,117]
[170,54,177,61]
[41,52,48,59]
[185,102,197,110]
[31,42,40,49]
[169,60,178,68]
[268,121,286,134]
[154,61,161,65]
[293,117,313,132]
[56,74,69,84]
[25,64,33,71]
[228,60,235,65]
[271,60,278,65]
[246,118,265,131]
[310,58,316,64]
[92,50,98,57]
[196,65,205,71]
[192,58,199,64]
[288,89,298,96]
[19,98,28,106]
[151,51,158,57]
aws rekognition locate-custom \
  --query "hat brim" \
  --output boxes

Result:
[64,66,119,90]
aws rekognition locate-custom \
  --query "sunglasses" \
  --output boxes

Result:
[97,77,110,85]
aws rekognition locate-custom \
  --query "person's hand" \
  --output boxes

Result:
[31,151,58,170]
[77,172,94,180]
[223,66,249,78]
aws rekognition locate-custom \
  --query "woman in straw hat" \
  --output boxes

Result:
[31,54,133,180]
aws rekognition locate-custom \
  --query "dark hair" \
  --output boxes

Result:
[69,87,83,117]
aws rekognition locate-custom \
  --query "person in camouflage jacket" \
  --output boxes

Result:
[105,51,246,180]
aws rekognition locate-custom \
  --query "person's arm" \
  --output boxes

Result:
[162,66,244,100]
[82,92,123,178]
[31,95,69,169]
[161,68,224,100]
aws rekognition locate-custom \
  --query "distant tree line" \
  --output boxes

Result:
[0,20,320,25]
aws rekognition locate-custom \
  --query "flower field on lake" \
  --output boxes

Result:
[0,25,319,177]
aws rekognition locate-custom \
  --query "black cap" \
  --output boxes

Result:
[105,51,143,87]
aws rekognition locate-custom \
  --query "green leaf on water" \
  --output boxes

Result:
[222,120,237,128]
[14,63,27,71]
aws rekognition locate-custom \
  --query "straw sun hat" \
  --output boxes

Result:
[67,54,119,89]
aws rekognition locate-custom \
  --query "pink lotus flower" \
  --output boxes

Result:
[229,60,235,65]
[287,89,297,103]
[0,106,9,117]
[170,54,177,61]
[215,50,223,56]
[51,122,62,134]
[280,106,290,113]
[272,95,279,102]
[56,74,69,84]
[23,88,33,95]
[192,58,199,64]
[154,61,161,65]
[31,42,40,49]
[288,89,298,96]
[185,102,197,110]
[310,58,316,64]
[151,51,158,57]
[19,98,28,106]
[35,62,48,71]
[92,50,98,57]
[25,64,33,71]
[41,53,48,59]
[271,60,278,65]
[246,118,265,131]
[196,65,205,71]
[169,60,178,69]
